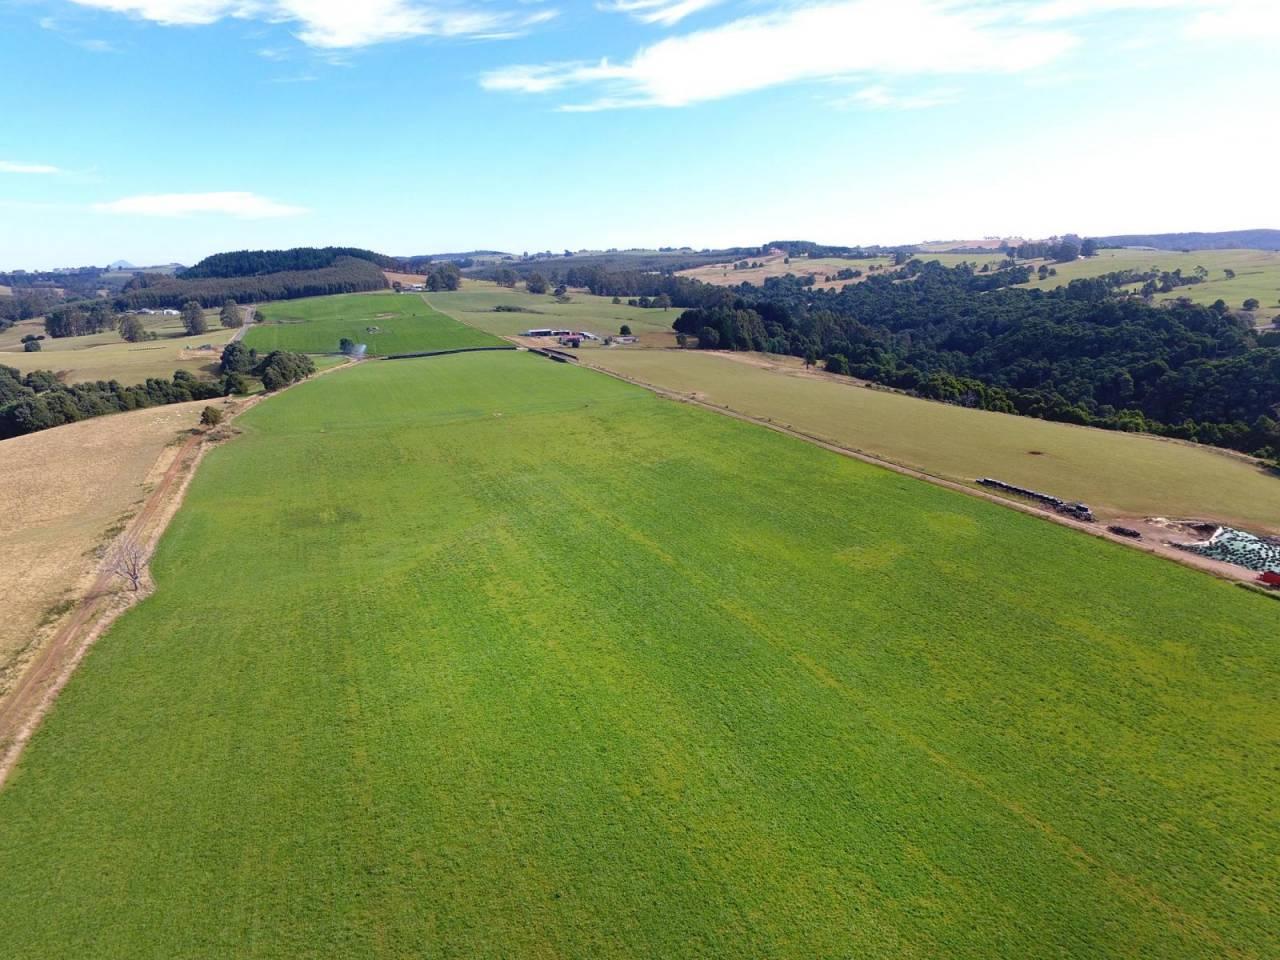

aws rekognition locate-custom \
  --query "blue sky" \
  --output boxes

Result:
[1,0,1277,268]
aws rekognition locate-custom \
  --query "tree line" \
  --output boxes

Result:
[0,365,223,439]
[669,260,1280,463]
[0,343,316,439]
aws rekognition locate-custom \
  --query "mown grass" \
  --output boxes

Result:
[0,352,1275,958]
[246,292,505,355]
[587,349,1280,532]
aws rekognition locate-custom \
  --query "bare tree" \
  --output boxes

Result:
[105,536,147,592]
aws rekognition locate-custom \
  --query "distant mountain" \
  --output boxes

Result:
[107,259,136,270]
[1097,229,1280,251]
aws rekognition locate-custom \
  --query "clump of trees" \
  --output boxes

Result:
[526,273,548,295]
[255,351,315,391]
[44,302,116,338]
[219,299,243,328]
[219,341,257,375]
[1012,235,1088,262]
[424,263,461,292]
[0,291,57,330]
[181,301,207,335]
[118,315,148,342]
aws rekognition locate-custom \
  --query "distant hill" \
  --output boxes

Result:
[1097,229,1280,251]
[398,251,513,271]
[402,250,511,262]
[107,259,135,270]
[120,256,388,309]
[181,246,397,280]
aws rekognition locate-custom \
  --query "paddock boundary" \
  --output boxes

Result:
[384,345,517,360]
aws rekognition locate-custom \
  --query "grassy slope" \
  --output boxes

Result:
[0,353,1274,959]
[0,313,235,384]
[587,349,1280,532]
[1017,248,1280,311]
[676,249,1280,313]
[246,292,505,355]
[427,281,677,344]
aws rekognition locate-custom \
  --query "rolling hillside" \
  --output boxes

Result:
[0,352,1274,958]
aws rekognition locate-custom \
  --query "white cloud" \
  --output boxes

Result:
[0,161,62,174]
[93,191,308,218]
[1021,0,1280,37]
[64,0,556,48]
[1185,0,1280,40]
[599,0,723,27]
[483,0,1077,109]
[835,84,958,110]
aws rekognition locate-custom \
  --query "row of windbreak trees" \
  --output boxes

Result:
[0,348,316,440]
[0,366,223,438]
[118,256,388,310]
[655,260,1280,463]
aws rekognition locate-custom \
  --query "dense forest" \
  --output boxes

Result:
[664,260,1280,462]
[118,257,387,309]
[181,246,397,279]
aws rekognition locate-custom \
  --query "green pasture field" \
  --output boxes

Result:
[1016,248,1280,311]
[586,349,1280,532]
[427,280,678,345]
[0,352,1274,958]
[246,292,505,355]
[0,312,235,384]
